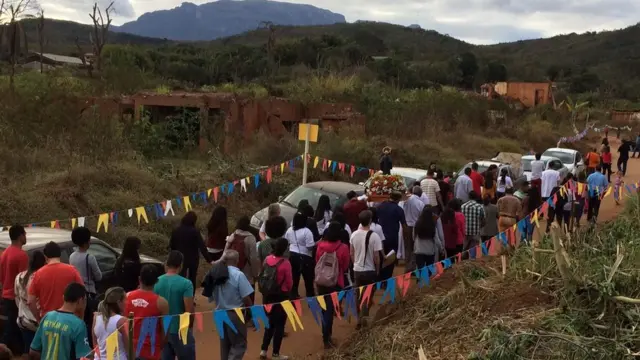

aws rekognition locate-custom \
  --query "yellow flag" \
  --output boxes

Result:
[280,163,285,174]
[97,213,109,233]
[233,308,245,324]
[50,221,56,229]
[560,187,565,197]
[178,312,190,345]
[328,160,332,168]
[281,300,304,331]
[246,176,251,184]
[207,188,212,197]
[604,186,612,197]
[531,209,540,228]
[135,207,149,224]
[313,156,319,168]
[106,331,119,360]
[182,196,192,212]
[316,295,326,310]
[577,183,584,195]
[71,218,77,228]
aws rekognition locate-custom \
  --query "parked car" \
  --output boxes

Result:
[455,160,522,181]
[360,167,429,188]
[250,181,365,230]
[0,227,164,324]
[521,155,569,181]
[542,148,585,176]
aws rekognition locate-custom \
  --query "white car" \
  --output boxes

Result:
[521,155,569,181]
[542,148,585,176]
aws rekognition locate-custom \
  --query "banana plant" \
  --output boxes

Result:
[559,95,589,135]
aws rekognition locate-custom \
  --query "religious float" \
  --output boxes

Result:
[364,173,408,203]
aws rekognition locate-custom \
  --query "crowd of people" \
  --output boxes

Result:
[0,136,630,360]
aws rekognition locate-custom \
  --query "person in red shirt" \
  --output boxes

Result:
[0,225,28,353]
[315,222,350,349]
[343,191,368,232]
[601,145,613,182]
[126,264,169,360]
[28,241,83,320]
[470,162,484,196]
[260,237,293,360]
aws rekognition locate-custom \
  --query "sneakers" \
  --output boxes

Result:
[260,350,289,360]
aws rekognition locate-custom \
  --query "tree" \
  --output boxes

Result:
[559,95,589,134]
[88,1,114,72]
[486,62,507,82]
[457,52,478,89]
[2,0,40,90]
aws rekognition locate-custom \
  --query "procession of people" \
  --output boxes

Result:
[0,135,633,360]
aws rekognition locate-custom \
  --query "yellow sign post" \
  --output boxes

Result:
[298,121,319,185]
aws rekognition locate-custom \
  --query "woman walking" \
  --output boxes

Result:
[482,165,498,202]
[93,287,129,360]
[114,237,142,292]
[206,206,229,261]
[285,212,316,298]
[170,211,212,294]
[14,251,46,356]
[601,145,613,183]
[495,168,513,199]
[441,200,465,261]
[314,195,333,231]
[413,207,444,269]
[259,238,292,360]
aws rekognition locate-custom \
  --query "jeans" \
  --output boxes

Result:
[220,312,247,360]
[2,297,21,354]
[180,262,198,296]
[617,157,629,175]
[587,196,601,222]
[415,254,435,270]
[317,285,341,344]
[289,252,315,298]
[20,328,34,355]
[161,330,196,360]
[261,295,287,355]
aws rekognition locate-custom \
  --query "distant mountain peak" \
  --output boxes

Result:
[115,0,346,41]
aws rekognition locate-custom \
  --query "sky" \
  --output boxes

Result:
[37,0,640,44]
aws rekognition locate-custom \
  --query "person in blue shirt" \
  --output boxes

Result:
[208,250,254,360]
[586,164,609,223]
[29,282,91,360]
[154,250,195,360]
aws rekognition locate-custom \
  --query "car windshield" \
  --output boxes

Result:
[543,151,574,164]
[282,186,344,209]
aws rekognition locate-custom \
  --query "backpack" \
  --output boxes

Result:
[355,231,374,269]
[228,233,248,269]
[258,258,285,296]
[314,244,342,287]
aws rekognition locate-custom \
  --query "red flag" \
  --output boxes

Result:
[488,238,499,256]
[213,187,220,203]
[264,304,273,313]
[475,244,482,258]
[195,312,203,332]
[359,284,374,310]
[266,168,273,183]
[339,162,345,173]
[456,252,462,263]
[322,159,328,171]
[398,273,412,297]
[330,292,341,320]
[293,299,303,317]
[350,165,356,177]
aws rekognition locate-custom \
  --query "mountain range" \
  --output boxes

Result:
[114,0,346,41]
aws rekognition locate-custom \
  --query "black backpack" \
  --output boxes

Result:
[258,258,285,297]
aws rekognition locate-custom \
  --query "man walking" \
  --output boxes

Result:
[0,225,28,354]
[402,186,425,272]
[530,153,545,190]
[454,168,474,203]
[586,164,609,223]
[460,191,485,253]
[208,250,254,360]
[618,138,632,174]
[376,192,407,281]
[420,170,443,211]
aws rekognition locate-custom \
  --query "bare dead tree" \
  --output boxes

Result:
[75,36,92,77]
[88,1,113,72]
[36,9,43,72]
[4,0,40,90]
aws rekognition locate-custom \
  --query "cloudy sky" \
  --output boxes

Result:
[38,0,640,44]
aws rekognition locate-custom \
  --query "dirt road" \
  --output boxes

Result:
[192,137,637,359]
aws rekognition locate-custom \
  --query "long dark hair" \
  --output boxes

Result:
[414,207,436,239]
[499,168,508,185]
[181,211,198,227]
[292,212,307,230]
[22,251,46,288]
[484,165,497,188]
[206,206,228,238]
[116,236,141,273]
[314,195,332,222]
[441,199,461,225]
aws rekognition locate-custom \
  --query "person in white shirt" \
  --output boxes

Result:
[284,212,316,298]
[540,168,560,199]
[350,210,383,328]
[259,203,281,240]
[420,171,442,208]
[530,153,545,191]
[359,207,385,242]
[496,168,513,198]
[402,186,425,272]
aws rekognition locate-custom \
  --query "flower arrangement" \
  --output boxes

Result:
[366,174,407,196]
